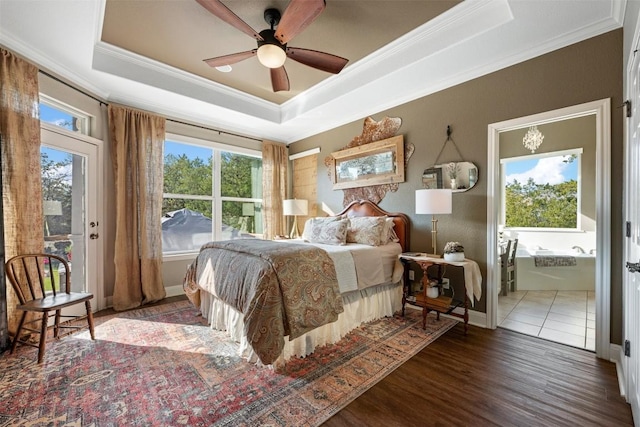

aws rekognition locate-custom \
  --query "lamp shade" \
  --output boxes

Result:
[283,199,308,216]
[242,203,255,216]
[415,189,452,215]
[43,200,63,216]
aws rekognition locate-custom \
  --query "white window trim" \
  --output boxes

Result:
[500,148,583,231]
[39,94,91,135]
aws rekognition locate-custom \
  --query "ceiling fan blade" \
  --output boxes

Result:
[275,0,326,44]
[204,50,256,67]
[286,47,348,74]
[270,66,290,92]
[195,0,263,41]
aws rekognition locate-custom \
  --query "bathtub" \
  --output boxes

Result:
[515,250,595,291]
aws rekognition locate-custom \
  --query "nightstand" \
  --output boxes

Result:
[399,254,482,334]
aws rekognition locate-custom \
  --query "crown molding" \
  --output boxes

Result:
[92,42,282,124]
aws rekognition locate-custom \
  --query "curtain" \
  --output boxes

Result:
[108,104,166,311]
[0,48,43,333]
[262,141,288,240]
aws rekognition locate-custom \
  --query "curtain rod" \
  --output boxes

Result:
[37,69,262,143]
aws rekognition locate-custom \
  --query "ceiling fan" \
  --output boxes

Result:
[196,0,349,92]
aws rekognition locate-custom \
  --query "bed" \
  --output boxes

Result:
[183,200,410,366]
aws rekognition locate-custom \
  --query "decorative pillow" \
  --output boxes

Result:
[346,216,387,246]
[384,217,400,243]
[303,218,349,245]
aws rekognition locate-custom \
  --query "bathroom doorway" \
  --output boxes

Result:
[486,99,611,359]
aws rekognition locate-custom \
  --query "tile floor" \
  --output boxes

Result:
[498,290,595,351]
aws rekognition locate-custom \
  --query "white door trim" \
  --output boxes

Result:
[622,8,640,416]
[486,98,611,360]
[40,122,105,311]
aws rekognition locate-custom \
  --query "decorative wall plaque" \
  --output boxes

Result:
[325,116,414,206]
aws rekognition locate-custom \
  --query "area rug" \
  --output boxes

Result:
[0,299,456,426]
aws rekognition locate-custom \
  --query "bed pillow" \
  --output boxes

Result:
[302,217,349,245]
[384,217,400,244]
[346,216,387,246]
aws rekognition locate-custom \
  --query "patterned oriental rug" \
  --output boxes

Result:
[0,299,456,426]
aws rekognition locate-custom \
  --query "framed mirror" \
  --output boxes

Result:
[330,135,405,190]
[422,161,478,192]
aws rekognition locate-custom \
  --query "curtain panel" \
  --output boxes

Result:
[262,141,288,240]
[0,48,44,334]
[108,104,166,311]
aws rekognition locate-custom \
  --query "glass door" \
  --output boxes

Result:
[40,124,101,310]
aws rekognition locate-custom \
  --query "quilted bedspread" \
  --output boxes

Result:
[183,239,344,364]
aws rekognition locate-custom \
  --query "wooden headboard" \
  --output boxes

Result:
[336,200,410,252]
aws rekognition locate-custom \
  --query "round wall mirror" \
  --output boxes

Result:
[422,161,478,193]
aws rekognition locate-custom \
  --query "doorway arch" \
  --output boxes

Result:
[486,98,611,360]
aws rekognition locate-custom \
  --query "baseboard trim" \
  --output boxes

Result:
[610,343,627,399]
[103,285,186,310]
[405,305,487,328]
[165,284,186,298]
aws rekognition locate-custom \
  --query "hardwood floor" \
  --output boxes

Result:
[323,322,633,427]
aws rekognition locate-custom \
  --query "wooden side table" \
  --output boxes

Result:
[400,255,481,334]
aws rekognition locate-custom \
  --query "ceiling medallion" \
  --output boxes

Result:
[522,125,544,153]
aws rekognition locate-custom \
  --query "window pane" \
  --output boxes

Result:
[162,199,213,253]
[504,154,578,228]
[40,103,81,132]
[221,152,262,199]
[164,141,212,196]
[222,201,263,239]
[162,140,263,254]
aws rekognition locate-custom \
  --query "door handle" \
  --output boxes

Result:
[626,261,640,273]
[89,233,99,240]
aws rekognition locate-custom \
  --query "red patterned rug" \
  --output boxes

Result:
[0,299,456,426]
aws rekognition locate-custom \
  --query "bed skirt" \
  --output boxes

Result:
[200,281,403,367]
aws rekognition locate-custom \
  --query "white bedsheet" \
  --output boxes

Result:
[283,241,403,293]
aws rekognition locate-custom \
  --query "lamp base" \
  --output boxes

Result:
[289,216,300,239]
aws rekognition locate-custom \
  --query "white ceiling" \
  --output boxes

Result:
[0,0,625,145]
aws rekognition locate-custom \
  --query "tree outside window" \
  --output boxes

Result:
[503,152,579,229]
[162,140,262,254]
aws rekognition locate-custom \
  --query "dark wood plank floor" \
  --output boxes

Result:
[323,323,633,427]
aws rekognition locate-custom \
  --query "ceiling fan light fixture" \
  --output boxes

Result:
[257,44,286,68]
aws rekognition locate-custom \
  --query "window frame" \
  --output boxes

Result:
[500,148,583,232]
[39,94,90,135]
[162,133,263,257]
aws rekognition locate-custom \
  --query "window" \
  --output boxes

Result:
[501,149,581,230]
[162,136,263,254]
[39,95,90,134]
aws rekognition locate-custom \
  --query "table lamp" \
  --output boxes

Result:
[283,199,308,239]
[415,189,452,256]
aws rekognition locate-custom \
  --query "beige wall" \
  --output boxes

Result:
[289,30,623,343]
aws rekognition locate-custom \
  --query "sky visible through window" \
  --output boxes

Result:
[40,104,72,164]
[165,141,211,161]
[505,155,578,185]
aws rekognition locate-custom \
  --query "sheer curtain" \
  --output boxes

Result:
[108,104,166,311]
[0,48,44,333]
[262,141,288,240]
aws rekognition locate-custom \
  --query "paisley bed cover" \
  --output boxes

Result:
[183,239,344,364]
